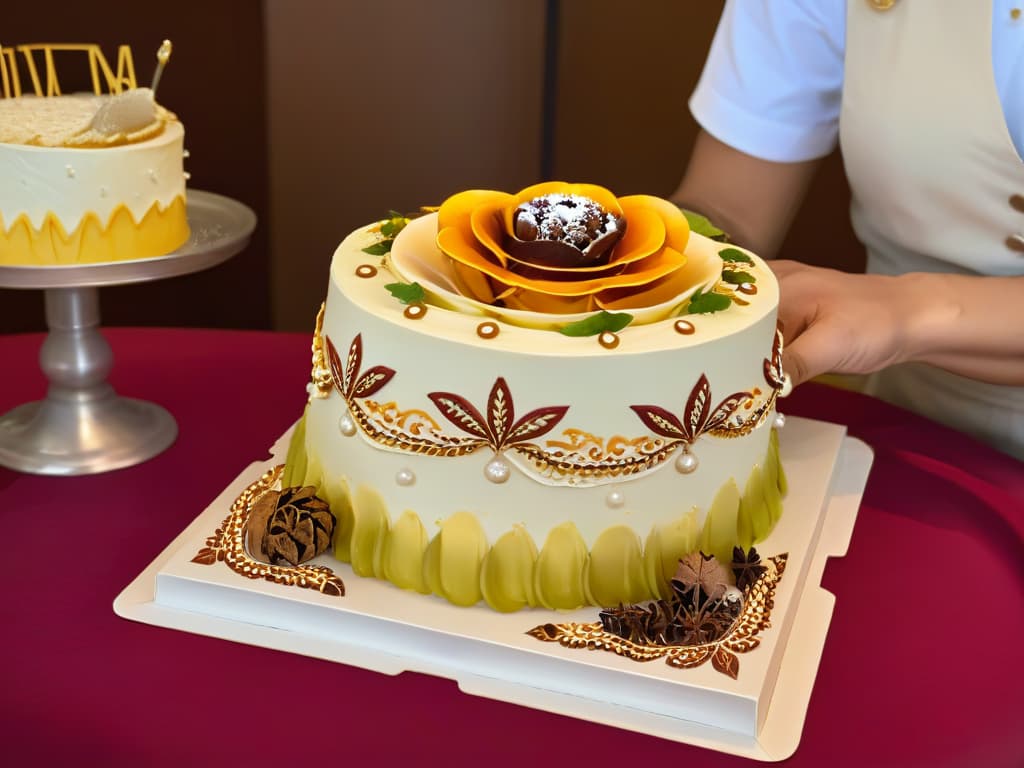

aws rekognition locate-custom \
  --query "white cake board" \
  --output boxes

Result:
[115,416,872,761]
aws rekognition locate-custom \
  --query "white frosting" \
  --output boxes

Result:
[0,121,185,230]
[305,217,782,547]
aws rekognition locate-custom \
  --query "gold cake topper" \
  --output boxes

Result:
[0,42,141,98]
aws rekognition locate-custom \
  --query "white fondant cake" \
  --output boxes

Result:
[284,185,788,611]
[0,90,188,265]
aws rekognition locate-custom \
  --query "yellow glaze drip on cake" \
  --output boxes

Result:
[285,413,787,611]
[481,526,538,612]
[701,480,743,566]
[381,511,430,593]
[588,525,650,607]
[0,196,186,264]
[534,522,590,610]
[0,98,188,265]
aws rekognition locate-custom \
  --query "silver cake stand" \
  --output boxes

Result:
[0,190,256,476]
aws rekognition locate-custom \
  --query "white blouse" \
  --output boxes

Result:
[690,0,1023,162]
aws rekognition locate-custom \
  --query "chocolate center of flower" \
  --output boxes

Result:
[508,193,626,270]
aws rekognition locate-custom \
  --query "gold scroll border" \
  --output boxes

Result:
[526,553,788,680]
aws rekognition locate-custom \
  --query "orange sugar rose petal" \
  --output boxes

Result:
[437,225,507,300]
[451,259,500,304]
[438,189,512,233]
[469,204,513,268]
[502,289,597,314]
[596,264,702,310]
[619,194,690,252]
[475,243,687,298]
[604,203,666,267]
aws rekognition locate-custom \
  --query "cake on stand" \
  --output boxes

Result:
[0,190,256,475]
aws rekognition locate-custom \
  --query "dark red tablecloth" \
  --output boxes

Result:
[1,328,1021,767]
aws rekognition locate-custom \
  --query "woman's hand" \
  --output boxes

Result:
[771,260,1024,388]
[771,260,920,387]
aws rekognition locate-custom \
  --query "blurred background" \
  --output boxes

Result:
[1,0,861,335]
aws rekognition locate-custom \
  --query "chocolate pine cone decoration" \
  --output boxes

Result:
[246,486,336,566]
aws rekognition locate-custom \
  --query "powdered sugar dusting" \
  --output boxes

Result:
[514,193,619,251]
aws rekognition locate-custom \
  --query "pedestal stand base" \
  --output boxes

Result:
[0,191,255,476]
[0,392,177,475]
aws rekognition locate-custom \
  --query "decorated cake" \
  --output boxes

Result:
[0,42,188,265]
[281,182,788,612]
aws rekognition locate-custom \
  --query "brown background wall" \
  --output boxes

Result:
[264,0,547,332]
[1,0,862,336]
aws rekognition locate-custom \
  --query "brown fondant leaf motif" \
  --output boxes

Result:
[631,374,750,445]
[630,405,687,440]
[325,334,396,401]
[190,547,218,565]
[429,377,568,453]
[712,647,740,680]
[763,326,786,390]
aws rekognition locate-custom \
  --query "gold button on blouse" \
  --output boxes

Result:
[1007,234,1024,252]
[868,0,897,10]
[1010,194,1024,213]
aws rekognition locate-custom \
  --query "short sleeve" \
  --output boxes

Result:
[690,0,847,163]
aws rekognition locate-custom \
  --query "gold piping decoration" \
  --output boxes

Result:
[309,324,786,484]
[191,464,345,597]
[309,303,334,398]
[527,554,787,679]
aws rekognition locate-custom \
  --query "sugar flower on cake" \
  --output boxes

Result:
[388,182,722,328]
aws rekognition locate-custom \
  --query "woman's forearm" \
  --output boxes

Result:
[773,262,1024,387]
[905,272,1024,385]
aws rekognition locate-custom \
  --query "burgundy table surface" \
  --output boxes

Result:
[0,328,1021,767]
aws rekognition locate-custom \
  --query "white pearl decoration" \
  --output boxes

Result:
[606,489,625,508]
[338,412,357,436]
[395,468,416,486]
[773,412,786,429]
[484,457,511,484]
[675,449,699,474]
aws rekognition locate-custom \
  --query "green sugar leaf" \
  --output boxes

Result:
[559,310,634,337]
[681,209,728,241]
[384,281,425,304]
[721,269,756,285]
[718,247,753,264]
[380,217,408,238]
[362,240,393,256]
[686,287,732,315]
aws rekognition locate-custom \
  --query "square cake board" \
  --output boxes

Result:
[115,415,872,762]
